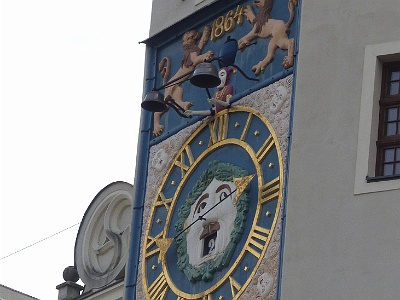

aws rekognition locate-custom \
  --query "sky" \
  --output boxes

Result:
[1,0,152,299]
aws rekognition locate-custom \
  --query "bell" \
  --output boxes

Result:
[218,36,238,68]
[141,91,168,112]
[190,62,221,88]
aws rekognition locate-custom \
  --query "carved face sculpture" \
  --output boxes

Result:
[182,29,201,45]
[270,85,289,114]
[257,272,274,298]
[254,0,269,9]
[152,148,168,171]
[217,69,228,89]
[185,178,237,266]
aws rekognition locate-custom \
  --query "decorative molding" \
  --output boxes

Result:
[75,182,133,292]
[354,41,400,195]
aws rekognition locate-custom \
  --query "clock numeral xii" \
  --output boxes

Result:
[209,113,229,145]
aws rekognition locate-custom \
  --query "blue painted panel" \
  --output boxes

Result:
[146,0,299,140]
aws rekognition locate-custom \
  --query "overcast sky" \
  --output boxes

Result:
[1,0,151,299]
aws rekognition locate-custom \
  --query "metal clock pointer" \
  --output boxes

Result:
[155,174,255,263]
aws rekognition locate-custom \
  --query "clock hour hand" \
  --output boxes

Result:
[156,174,255,263]
[175,174,255,239]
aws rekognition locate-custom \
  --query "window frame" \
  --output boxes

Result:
[354,41,400,195]
[375,61,400,177]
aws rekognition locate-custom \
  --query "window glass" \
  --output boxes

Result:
[391,71,400,81]
[390,82,399,95]
[382,147,400,175]
[384,148,395,162]
[390,70,400,95]
[383,164,393,175]
[386,122,397,135]
[387,107,398,121]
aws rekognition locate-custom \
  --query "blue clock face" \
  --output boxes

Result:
[142,107,283,299]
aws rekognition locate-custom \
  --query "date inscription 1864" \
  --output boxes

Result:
[211,5,244,42]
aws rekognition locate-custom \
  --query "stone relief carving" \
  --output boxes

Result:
[257,272,274,298]
[238,0,297,75]
[153,27,214,137]
[75,182,133,292]
[175,161,250,282]
[270,85,290,114]
[151,148,169,171]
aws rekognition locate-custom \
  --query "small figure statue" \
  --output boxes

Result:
[184,67,235,117]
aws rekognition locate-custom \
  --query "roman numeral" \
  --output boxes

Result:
[256,134,274,162]
[144,232,163,259]
[239,112,253,142]
[229,276,242,298]
[148,272,169,300]
[174,145,194,178]
[154,192,173,211]
[260,176,280,205]
[245,225,270,259]
[208,113,229,145]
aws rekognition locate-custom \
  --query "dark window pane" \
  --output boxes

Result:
[387,108,398,121]
[396,148,400,159]
[386,122,397,135]
[384,148,395,162]
[391,71,400,81]
[383,163,394,175]
[390,82,399,95]
[396,163,400,175]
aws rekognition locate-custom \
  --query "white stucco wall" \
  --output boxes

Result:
[281,1,400,299]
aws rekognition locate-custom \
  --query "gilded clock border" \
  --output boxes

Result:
[143,107,284,299]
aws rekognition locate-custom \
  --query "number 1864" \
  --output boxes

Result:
[211,5,244,42]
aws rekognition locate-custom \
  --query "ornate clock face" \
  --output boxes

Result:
[142,106,283,299]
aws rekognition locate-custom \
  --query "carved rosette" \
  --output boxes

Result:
[75,181,133,292]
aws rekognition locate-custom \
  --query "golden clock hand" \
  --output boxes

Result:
[234,174,255,203]
[155,237,174,263]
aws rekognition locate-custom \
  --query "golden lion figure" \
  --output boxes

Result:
[153,26,214,137]
[238,0,297,75]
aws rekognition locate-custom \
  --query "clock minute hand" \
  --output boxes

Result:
[174,174,255,239]
[174,189,236,239]
[155,195,232,263]
[156,174,255,263]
